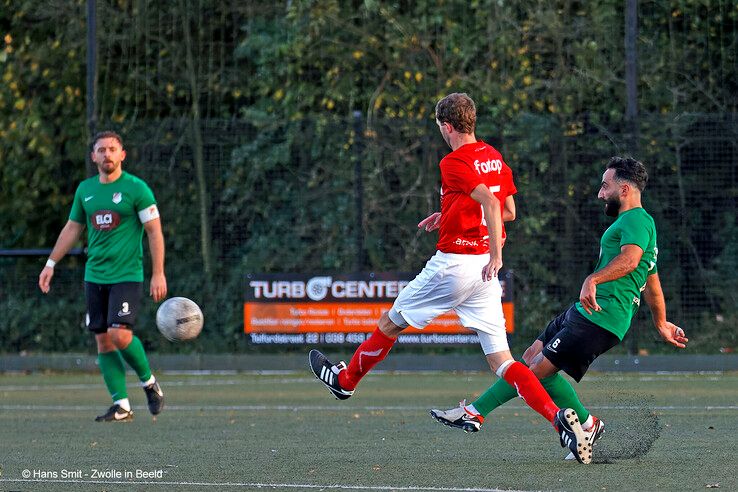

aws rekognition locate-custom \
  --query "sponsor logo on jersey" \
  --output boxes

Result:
[454,238,479,247]
[112,192,122,204]
[473,159,503,175]
[85,195,94,202]
[92,210,121,231]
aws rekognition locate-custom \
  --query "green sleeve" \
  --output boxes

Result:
[68,184,86,224]
[619,213,651,252]
[135,181,157,212]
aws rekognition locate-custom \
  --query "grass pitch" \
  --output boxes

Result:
[0,370,736,491]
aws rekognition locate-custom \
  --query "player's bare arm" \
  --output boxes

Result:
[643,272,688,349]
[38,220,84,294]
[144,217,167,302]
[470,183,502,280]
[579,244,643,314]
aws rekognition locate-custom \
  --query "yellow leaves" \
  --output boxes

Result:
[273,88,284,101]
[51,39,60,49]
[404,71,423,83]
[564,121,583,136]
[4,34,11,45]
[232,89,242,98]
[523,75,533,86]
[13,98,25,110]
[489,60,498,70]
[373,93,384,111]
[166,83,175,94]
[3,70,12,82]
[352,50,364,60]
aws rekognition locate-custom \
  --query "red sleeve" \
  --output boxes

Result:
[440,156,483,195]
[506,165,517,195]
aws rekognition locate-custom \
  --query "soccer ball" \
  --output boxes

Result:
[156,297,204,341]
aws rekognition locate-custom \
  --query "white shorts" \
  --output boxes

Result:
[392,251,509,354]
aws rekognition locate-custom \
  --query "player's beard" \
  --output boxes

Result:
[604,196,621,217]
[99,160,119,175]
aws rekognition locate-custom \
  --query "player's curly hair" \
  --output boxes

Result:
[435,93,476,134]
[607,156,648,191]
[91,131,124,149]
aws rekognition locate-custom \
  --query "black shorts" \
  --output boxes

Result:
[537,304,620,382]
[85,281,143,334]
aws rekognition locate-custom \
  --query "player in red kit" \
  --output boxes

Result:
[308,93,593,464]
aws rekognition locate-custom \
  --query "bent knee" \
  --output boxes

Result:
[108,326,133,349]
[378,312,404,338]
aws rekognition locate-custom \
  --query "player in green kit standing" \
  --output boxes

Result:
[430,157,688,459]
[39,131,167,422]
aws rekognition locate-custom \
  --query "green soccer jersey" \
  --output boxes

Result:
[69,171,158,284]
[576,207,658,339]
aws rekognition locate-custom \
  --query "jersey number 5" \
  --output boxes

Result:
[480,185,501,226]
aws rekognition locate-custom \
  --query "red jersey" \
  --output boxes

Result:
[436,141,517,254]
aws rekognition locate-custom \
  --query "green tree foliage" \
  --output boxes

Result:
[0,0,735,353]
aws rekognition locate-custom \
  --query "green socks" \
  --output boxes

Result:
[472,372,590,422]
[98,351,128,402]
[540,373,590,422]
[118,335,153,383]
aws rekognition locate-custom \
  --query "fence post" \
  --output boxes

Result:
[86,0,98,177]
[353,110,366,271]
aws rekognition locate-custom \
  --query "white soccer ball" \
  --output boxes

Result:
[156,297,204,341]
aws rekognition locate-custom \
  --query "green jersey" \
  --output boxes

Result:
[69,171,159,284]
[576,207,658,340]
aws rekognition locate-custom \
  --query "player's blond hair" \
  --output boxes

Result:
[435,93,476,134]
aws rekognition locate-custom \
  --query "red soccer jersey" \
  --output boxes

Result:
[436,141,517,254]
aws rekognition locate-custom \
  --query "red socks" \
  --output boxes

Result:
[338,328,396,390]
[502,361,559,423]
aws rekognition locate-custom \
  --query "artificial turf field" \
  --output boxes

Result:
[0,371,735,492]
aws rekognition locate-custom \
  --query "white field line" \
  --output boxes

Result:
[0,403,736,411]
[0,373,732,392]
[0,478,526,492]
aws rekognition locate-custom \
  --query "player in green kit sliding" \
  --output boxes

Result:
[39,131,167,422]
[430,157,689,459]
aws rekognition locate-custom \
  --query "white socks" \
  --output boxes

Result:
[114,398,131,412]
[465,403,480,416]
[141,375,156,387]
[582,415,594,431]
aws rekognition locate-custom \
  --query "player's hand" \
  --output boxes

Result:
[39,266,54,294]
[417,212,441,232]
[579,275,601,315]
[657,321,688,349]
[482,255,502,281]
[522,340,544,365]
[150,273,167,302]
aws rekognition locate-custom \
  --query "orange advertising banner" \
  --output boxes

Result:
[243,272,514,343]
[243,301,514,334]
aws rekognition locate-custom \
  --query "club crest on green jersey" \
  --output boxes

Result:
[112,192,122,204]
